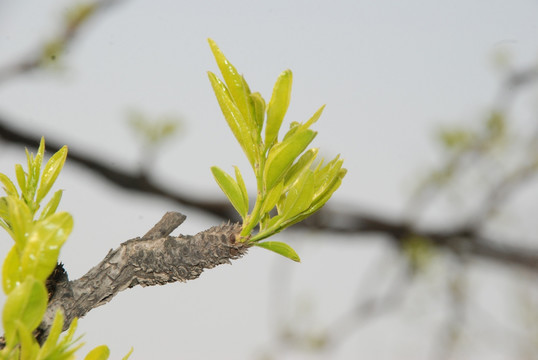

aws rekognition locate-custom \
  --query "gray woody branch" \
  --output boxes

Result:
[38,212,249,341]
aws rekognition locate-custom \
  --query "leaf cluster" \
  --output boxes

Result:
[0,139,128,360]
[207,39,346,261]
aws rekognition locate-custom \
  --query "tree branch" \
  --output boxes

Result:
[1,115,538,275]
[37,212,249,340]
[0,0,126,84]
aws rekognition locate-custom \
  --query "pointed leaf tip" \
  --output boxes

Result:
[254,241,300,262]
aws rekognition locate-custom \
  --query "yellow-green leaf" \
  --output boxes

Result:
[208,39,254,127]
[250,92,266,136]
[38,310,65,358]
[39,189,63,220]
[15,164,27,195]
[36,145,67,205]
[3,277,48,344]
[301,105,325,130]
[17,320,40,360]
[122,347,134,360]
[265,70,292,149]
[2,246,21,294]
[84,345,110,360]
[0,173,18,197]
[234,166,249,214]
[254,241,300,262]
[313,156,344,199]
[208,72,257,166]
[309,168,347,214]
[280,170,315,219]
[7,197,33,250]
[21,211,73,281]
[264,129,316,191]
[211,166,248,219]
[283,148,318,191]
[26,138,45,205]
[261,180,284,216]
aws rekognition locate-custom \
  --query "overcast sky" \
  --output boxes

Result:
[0,1,537,359]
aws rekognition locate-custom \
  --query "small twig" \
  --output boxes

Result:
[0,0,126,84]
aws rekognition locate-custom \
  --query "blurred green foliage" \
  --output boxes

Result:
[0,139,130,359]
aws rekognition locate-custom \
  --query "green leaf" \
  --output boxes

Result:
[254,241,300,262]
[208,72,258,166]
[15,164,27,196]
[38,310,65,358]
[122,347,134,360]
[3,277,48,345]
[39,190,63,220]
[264,129,316,191]
[0,173,18,197]
[261,180,284,216]
[301,105,325,130]
[208,39,254,129]
[211,166,248,219]
[26,138,45,206]
[283,148,318,191]
[281,105,324,144]
[307,168,347,215]
[0,196,9,223]
[313,156,344,200]
[2,246,21,294]
[7,197,33,250]
[265,70,292,149]
[36,145,67,205]
[234,166,249,214]
[280,170,315,219]
[21,211,73,281]
[84,345,110,360]
[250,92,266,136]
[53,317,84,359]
[17,320,40,360]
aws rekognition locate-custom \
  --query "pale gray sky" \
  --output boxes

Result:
[0,1,537,359]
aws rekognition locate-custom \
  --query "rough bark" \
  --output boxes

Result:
[37,211,249,340]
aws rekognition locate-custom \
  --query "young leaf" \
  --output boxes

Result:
[7,197,33,250]
[208,72,257,166]
[208,38,253,127]
[211,166,248,219]
[307,168,347,215]
[39,189,63,220]
[122,347,134,360]
[26,139,46,205]
[313,156,344,199]
[279,170,315,219]
[55,317,84,358]
[17,321,40,360]
[264,129,316,191]
[21,211,73,282]
[283,148,318,191]
[300,104,325,130]
[261,180,284,216]
[15,164,27,196]
[0,173,18,197]
[234,166,249,214]
[265,70,292,149]
[36,145,67,205]
[2,247,21,294]
[39,310,65,358]
[250,92,266,136]
[254,241,300,262]
[2,277,48,344]
[84,345,110,360]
